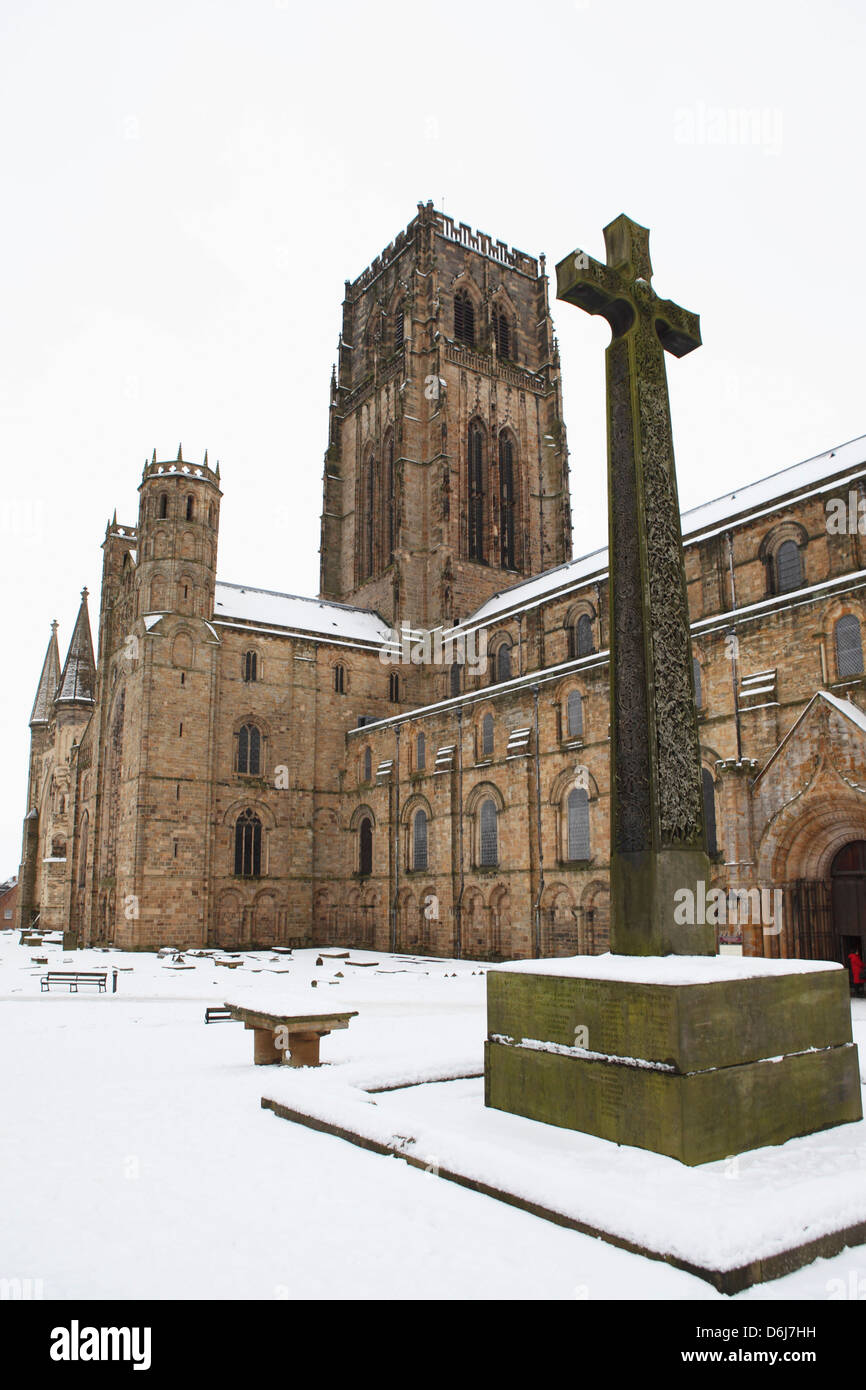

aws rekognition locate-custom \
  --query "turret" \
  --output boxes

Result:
[55,589,97,710]
[24,619,61,812]
[136,445,222,620]
[29,620,61,731]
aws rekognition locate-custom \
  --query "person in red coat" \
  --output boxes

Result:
[847,950,865,996]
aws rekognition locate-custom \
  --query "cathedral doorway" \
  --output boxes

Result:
[831,840,866,961]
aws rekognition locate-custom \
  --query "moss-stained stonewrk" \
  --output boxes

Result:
[487,966,855,1073]
[485,964,863,1163]
[485,1036,862,1166]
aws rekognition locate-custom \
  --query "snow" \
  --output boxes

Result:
[492,952,843,985]
[212,582,392,647]
[820,689,866,736]
[491,1033,678,1070]
[2,930,864,1300]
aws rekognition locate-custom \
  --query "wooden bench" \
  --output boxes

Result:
[223,1003,358,1067]
[41,971,108,994]
[204,1006,233,1024]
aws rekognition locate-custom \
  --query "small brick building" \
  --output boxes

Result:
[0,877,18,929]
[17,205,866,963]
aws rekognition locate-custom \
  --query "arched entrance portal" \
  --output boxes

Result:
[831,841,866,964]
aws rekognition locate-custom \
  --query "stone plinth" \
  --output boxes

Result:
[485,957,863,1166]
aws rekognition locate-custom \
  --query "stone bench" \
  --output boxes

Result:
[224,1003,358,1067]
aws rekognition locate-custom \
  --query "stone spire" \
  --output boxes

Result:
[55,589,96,707]
[29,620,61,726]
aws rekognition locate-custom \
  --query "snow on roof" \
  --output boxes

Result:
[213,582,392,646]
[815,690,866,737]
[466,549,607,627]
[678,432,866,536]
[464,433,866,628]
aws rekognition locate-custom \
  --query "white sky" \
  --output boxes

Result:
[1,0,864,873]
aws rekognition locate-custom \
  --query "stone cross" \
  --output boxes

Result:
[557,216,714,955]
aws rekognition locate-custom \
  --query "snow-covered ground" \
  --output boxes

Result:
[1,930,864,1301]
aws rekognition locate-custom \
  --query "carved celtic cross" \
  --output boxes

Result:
[557,216,714,956]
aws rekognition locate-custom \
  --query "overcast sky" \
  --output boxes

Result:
[1,0,863,873]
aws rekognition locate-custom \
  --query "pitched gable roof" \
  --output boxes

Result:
[755,690,866,785]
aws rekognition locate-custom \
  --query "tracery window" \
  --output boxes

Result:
[454,289,475,347]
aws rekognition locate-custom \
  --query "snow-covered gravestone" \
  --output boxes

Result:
[484,217,862,1165]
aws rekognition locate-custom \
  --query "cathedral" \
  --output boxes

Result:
[17,203,866,964]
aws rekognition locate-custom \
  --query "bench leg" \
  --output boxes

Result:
[252,1026,284,1065]
[285,1031,325,1068]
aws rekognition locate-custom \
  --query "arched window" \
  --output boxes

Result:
[78,813,89,887]
[776,540,803,593]
[394,309,404,350]
[158,493,168,519]
[693,657,703,710]
[234,809,262,877]
[186,495,194,521]
[412,809,428,871]
[702,768,718,857]
[499,434,516,569]
[567,788,590,861]
[836,614,865,678]
[243,651,258,683]
[334,664,346,694]
[208,504,214,527]
[496,644,512,682]
[468,423,485,561]
[237,724,261,776]
[480,799,498,866]
[389,672,400,702]
[492,308,511,359]
[566,690,583,739]
[481,713,494,758]
[385,431,395,562]
[574,614,594,658]
[416,733,426,771]
[450,662,461,697]
[454,289,475,347]
[363,746,372,782]
[363,449,376,579]
[359,816,373,876]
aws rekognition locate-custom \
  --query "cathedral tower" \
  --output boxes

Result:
[136,445,222,622]
[319,202,572,630]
